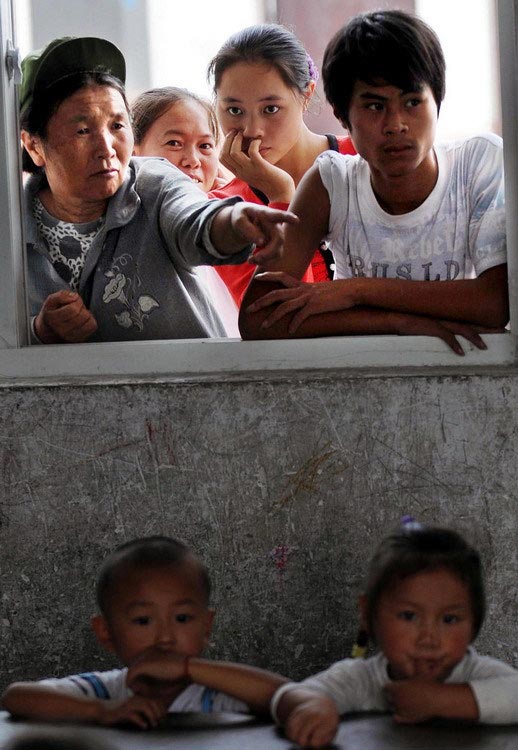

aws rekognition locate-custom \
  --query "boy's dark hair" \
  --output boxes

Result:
[208,23,313,95]
[364,526,485,639]
[96,535,211,616]
[131,86,220,146]
[21,70,128,174]
[322,10,445,128]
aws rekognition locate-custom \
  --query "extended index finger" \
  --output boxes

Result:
[259,209,298,225]
[250,236,283,265]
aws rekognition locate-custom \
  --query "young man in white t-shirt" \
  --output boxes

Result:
[240,10,508,355]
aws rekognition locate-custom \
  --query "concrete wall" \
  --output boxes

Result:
[0,371,517,689]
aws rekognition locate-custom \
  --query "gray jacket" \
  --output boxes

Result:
[26,156,250,341]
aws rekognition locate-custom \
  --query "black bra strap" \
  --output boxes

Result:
[326,133,339,152]
[249,186,269,204]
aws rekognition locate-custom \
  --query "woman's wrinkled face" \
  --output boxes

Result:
[134,99,219,193]
[26,84,133,217]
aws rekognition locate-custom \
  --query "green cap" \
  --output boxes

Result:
[20,36,126,115]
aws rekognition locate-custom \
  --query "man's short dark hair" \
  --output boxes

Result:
[96,535,211,616]
[323,10,445,127]
[364,526,485,640]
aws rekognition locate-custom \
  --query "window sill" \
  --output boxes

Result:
[0,333,514,387]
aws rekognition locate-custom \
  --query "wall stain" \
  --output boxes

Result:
[146,418,177,467]
[269,544,296,590]
[269,443,346,513]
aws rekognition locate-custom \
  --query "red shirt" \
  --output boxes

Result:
[211,135,356,306]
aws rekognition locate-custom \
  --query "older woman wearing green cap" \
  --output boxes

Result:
[19,36,296,343]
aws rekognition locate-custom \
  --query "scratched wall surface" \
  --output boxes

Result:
[0,374,517,689]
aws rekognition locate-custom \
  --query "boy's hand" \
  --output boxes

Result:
[285,694,339,748]
[244,274,500,353]
[127,648,188,700]
[395,315,489,355]
[99,695,168,729]
[247,275,358,332]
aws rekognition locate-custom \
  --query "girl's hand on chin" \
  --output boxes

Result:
[221,130,295,203]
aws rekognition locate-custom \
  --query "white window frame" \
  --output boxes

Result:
[0,0,516,385]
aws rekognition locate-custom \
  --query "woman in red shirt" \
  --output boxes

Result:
[208,23,355,306]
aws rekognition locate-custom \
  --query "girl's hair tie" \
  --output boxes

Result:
[307,54,319,83]
[400,515,423,532]
[351,628,368,659]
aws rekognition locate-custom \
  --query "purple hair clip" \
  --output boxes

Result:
[400,515,423,532]
[307,54,319,83]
